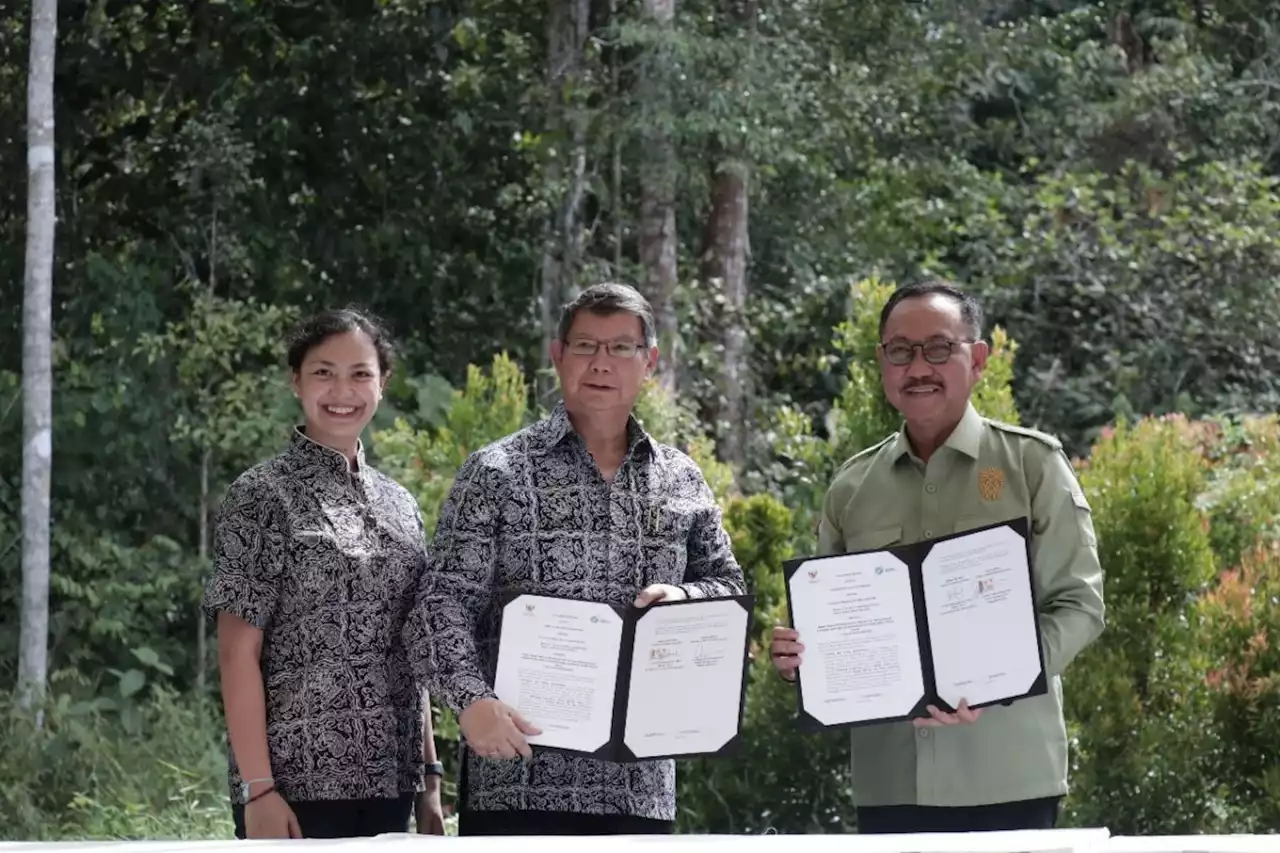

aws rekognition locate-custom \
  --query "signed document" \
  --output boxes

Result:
[922,523,1043,710]
[783,517,1045,729]
[493,592,754,761]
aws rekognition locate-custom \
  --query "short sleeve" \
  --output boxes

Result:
[203,474,287,630]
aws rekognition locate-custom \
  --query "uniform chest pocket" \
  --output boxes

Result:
[954,507,1029,536]
[845,524,903,554]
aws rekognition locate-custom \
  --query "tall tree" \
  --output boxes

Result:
[699,0,755,473]
[18,0,57,711]
[539,0,593,402]
[637,0,680,390]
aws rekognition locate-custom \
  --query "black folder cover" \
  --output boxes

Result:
[781,517,1047,731]
[494,592,756,762]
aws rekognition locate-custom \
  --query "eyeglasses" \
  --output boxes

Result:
[879,338,974,366]
[565,338,646,358]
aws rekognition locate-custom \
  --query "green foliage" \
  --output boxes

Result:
[47,532,196,683]
[8,0,1280,839]
[723,493,794,624]
[374,353,530,536]
[676,489,858,834]
[137,285,299,467]
[1196,544,1280,831]
[0,687,230,840]
[827,276,900,465]
[1194,416,1280,572]
[961,160,1280,451]
[635,379,737,500]
[1078,417,1216,676]
[1064,416,1223,833]
[634,379,704,450]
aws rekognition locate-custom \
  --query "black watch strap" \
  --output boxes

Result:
[425,761,445,777]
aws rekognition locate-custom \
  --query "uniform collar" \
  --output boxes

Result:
[889,402,984,463]
[540,400,654,460]
[288,426,369,482]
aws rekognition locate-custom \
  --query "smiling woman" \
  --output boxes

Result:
[286,308,396,461]
[202,307,447,841]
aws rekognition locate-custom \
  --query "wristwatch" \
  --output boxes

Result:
[425,761,444,777]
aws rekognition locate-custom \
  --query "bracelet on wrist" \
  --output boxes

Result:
[246,785,276,805]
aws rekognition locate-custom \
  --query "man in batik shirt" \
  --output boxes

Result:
[405,282,745,836]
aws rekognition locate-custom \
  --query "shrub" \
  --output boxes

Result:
[1064,416,1224,834]
[1193,415,1280,572]
[1197,543,1280,831]
[373,352,529,536]
[675,492,859,834]
[0,686,230,840]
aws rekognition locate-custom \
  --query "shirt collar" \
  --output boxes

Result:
[288,426,369,482]
[540,400,654,460]
[889,402,984,463]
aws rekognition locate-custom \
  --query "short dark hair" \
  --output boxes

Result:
[878,279,984,342]
[557,282,657,346]
[286,307,396,375]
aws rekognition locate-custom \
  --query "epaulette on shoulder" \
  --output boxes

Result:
[987,419,1063,451]
[833,432,896,477]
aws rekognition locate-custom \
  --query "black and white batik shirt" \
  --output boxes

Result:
[404,402,745,821]
[205,427,429,804]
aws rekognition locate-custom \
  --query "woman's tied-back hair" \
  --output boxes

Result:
[286,306,397,375]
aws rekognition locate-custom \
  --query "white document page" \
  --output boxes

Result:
[622,598,749,758]
[787,551,924,726]
[493,595,624,754]
[922,524,1043,709]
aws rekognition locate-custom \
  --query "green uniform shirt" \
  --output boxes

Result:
[818,403,1105,808]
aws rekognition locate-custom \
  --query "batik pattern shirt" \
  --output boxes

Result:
[404,403,745,821]
[205,428,429,804]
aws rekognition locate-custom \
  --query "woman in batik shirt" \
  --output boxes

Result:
[204,308,445,839]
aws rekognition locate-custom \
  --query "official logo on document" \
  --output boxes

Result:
[978,467,1005,501]
[807,568,819,582]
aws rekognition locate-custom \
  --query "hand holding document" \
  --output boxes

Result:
[782,518,1046,729]
[492,592,754,761]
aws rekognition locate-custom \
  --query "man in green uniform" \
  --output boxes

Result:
[770,280,1105,834]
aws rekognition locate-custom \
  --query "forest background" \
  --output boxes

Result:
[2,0,1280,840]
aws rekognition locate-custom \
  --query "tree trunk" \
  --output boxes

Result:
[699,159,749,473]
[638,0,679,391]
[197,446,210,694]
[18,0,59,714]
[609,0,623,273]
[697,0,755,475]
[538,0,592,403]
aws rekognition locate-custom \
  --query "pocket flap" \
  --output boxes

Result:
[845,524,902,552]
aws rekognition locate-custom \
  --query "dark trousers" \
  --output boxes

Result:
[233,795,414,839]
[459,810,674,836]
[856,796,1062,834]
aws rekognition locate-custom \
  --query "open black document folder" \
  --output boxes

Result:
[492,591,755,762]
[781,517,1047,730]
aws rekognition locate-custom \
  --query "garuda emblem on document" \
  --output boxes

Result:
[978,467,1005,501]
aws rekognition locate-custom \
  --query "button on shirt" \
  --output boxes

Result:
[404,403,746,821]
[204,428,429,804]
[819,404,1105,808]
